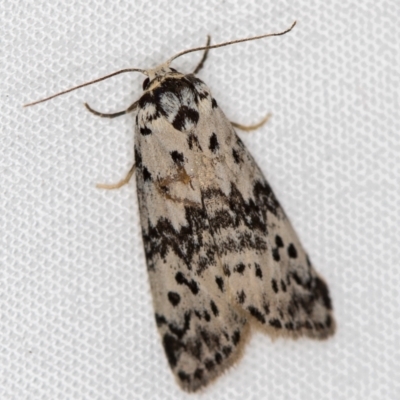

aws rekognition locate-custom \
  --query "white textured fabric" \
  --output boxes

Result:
[2,1,399,399]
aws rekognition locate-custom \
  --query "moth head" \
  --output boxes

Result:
[145,62,174,81]
[142,62,178,89]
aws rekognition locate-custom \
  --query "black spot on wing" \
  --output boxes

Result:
[187,133,202,151]
[196,255,214,275]
[211,98,218,108]
[172,106,199,131]
[168,291,181,306]
[205,359,215,371]
[271,279,279,293]
[163,333,183,368]
[155,313,167,327]
[134,147,142,168]
[194,310,202,320]
[186,338,202,360]
[269,319,282,329]
[272,248,280,262]
[237,290,246,304]
[142,166,152,182]
[291,271,303,287]
[232,148,242,164]
[178,370,190,382]
[291,293,315,316]
[254,263,262,279]
[140,126,152,135]
[314,276,333,310]
[168,311,191,339]
[232,330,241,346]
[215,276,224,292]
[275,235,284,247]
[210,300,219,317]
[199,328,220,350]
[222,264,231,277]
[194,368,203,380]
[285,322,294,330]
[325,315,333,328]
[247,305,266,324]
[234,263,245,274]
[170,150,185,165]
[253,180,280,217]
[175,272,199,295]
[288,243,298,258]
[209,132,219,153]
[222,346,232,357]
[198,91,208,101]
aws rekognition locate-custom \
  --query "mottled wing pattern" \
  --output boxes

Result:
[135,73,250,392]
[201,145,335,339]
[196,99,335,340]
[134,72,334,391]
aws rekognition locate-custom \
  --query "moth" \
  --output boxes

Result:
[25,21,335,392]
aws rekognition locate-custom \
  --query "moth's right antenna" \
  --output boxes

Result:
[167,21,297,64]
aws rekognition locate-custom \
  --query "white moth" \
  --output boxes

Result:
[25,21,335,392]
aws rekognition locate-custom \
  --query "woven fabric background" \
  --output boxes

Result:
[2,1,399,399]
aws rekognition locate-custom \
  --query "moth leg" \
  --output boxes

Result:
[158,167,191,190]
[156,167,198,206]
[84,101,138,119]
[193,35,211,74]
[231,113,272,132]
[96,163,136,190]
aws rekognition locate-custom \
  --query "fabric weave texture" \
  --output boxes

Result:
[1,1,399,399]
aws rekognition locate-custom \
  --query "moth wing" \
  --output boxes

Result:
[134,78,250,392]
[198,101,335,339]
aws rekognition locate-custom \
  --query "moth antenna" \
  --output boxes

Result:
[24,21,296,107]
[167,21,296,64]
[23,68,147,107]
